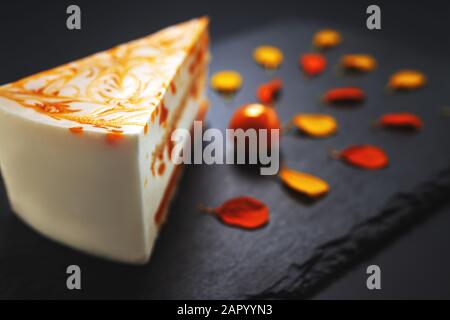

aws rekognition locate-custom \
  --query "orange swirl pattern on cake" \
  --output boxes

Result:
[0,17,209,133]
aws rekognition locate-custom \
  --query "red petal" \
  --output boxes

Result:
[341,145,388,170]
[324,87,365,103]
[300,53,327,76]
[215,196,269,229]
[256,79,282,104]
[268,78,283,91]
[257,85,274,104]
[380,113,422,130]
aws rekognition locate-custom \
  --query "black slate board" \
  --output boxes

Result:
[0,19,450,299]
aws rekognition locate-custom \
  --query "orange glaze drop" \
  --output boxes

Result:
[151,162,156,176]
[167,139,175,160]
[158,162,166,176]
[69,126,83,136]
[106,131,124,146]
[189,46,204,75]
[190,79,199,98]
[151,108,157,124]
[159,102,169,125]
[189,60,196,75]
[154,165,182,225]
[170,82,177,95]
[144,123,149,135]
[187,40,197,55]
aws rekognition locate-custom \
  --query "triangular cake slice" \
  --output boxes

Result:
[0,17,209,264]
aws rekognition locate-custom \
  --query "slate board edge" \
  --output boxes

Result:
[247,166,450,299]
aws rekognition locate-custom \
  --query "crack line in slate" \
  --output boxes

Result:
[247,167,450,300]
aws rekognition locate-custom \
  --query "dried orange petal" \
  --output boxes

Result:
[337,145,388,170]
[313,29,341,49]
[211,70,242,93]
[388,70,426,90]
[300,53,327,76]
[257,85,273,104]
[379,113,423,130]
[279,168,329,198]
[205,196,269,229]
[292,114,337,137]
[256,78,283,104]
[253,46,284,69]
[341,54,376,72]
[323,87,366,104]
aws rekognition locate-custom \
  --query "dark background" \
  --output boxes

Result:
[1,0,450,299]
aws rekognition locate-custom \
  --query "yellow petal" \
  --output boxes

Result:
[253,46,284,69]
[388,70,426,90]
[341,54,376,72]
[313,29,341,49]
[292,114,337,137]
[210,71,242,93]
[279,168,329,198]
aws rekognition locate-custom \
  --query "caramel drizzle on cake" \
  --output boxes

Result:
[0,18,209,133]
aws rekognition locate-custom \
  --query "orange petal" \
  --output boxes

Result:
[209,196,269,229]
[313,29,341,49]
[324,87,365,104]
[279,168,329,198]
[388,70,426,91]
[379,113,422,130]
[300,53,327,76]
[339,145,388,170]
[341,54,376,72]
[292,114,337,137]
[253,46,284,69]
[211,70,242,93]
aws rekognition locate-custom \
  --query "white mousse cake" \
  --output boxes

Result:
[0,17,210,264]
